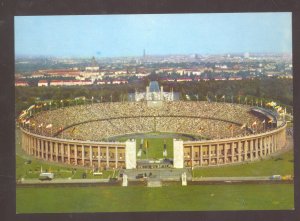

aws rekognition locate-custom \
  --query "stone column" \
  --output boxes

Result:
[231,142,234,163]
[259,138,262,157]
[200,145,203,166]
[68,144,71,164]
[82,145,85,166]
[274,134,277,151]
[192,145,195,167]
[74,145,78,165]
[250,139,253,161]
[262,137,266,157]
[115,146,118,169]
[34,138,37,157]
[29,137,32,155]
[41,140,44,159]
[50,142,53,161]
[208,145,211,165]
[216,144,220,165]
[106,146,109,168]
[33,137,36,155]
[55,142,59,162]
[23,135,26,152]
[224,144,227,164]
[255,138,258,159]
[271,136,274,153]
[244,141,248,161]
[90,145,93,167]
[271,136,273,153]
[31,137,34,155]
[32,137,35,155]
[45,141,49,160]
[61,144,64,163]
[238,141,241,162]
[37,139,40,158]
[98,146,101,168]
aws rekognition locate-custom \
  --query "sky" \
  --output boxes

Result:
[15,13,292,58]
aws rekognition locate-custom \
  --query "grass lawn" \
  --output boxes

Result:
[192,150,294,177]
[16,184,294,213]
[135,137,174,159]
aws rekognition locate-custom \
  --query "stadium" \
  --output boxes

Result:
[19,81,287,170]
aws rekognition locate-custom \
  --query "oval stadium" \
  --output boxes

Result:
[19,81,287,170]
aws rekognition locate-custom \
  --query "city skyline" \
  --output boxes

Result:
[15,13,292,58]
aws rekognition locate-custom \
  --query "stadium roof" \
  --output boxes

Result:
[149,81,160,92]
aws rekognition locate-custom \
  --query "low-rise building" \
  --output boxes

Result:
[38,80,48,87]
[15,81,29,87]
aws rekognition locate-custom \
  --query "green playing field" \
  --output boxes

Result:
[16,183,294,213]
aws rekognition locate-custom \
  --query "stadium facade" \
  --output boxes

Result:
[19,82,287,170]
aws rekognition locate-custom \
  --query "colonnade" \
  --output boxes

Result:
[181,123,287,167]
[21,123,287,169]
[21,128,127,169]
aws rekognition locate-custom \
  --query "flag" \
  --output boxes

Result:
[19,110,27,119]
[27,105,35,111]
[46,124,52,129]
[276,106,282,112]
[137,149,142,157]
[144,140,149,149]
[163,149,167,157]
[266,101,276,107]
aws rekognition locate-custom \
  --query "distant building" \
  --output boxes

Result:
[132,81,178,106]
[43,69,81,77]
[228,76,242,81]
[214,77,226,81]
[112,79,128,84]
[50,80,93,86]
[38,80,48,87]
[176,78,192,82]
[15,81,29,87]
[85,66,99,72]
